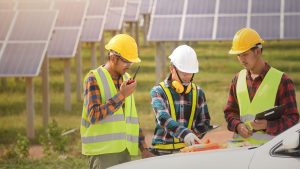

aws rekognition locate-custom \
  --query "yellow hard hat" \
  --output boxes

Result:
[229,28,264,55]
[105,34,141,63]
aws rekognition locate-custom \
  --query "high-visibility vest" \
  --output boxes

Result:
[153,82,197,150]
[81,66,139,156]
[235,67,283,145]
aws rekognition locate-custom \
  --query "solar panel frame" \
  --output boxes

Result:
[0,10,58,77]
[148,0,300,41]
[124,0,141,22]
[0,11,16,41]
[104,7,125,31]
[104,0,127,31]
[81,0,109,42]
[47,0,88,58]
[140,0,153,14]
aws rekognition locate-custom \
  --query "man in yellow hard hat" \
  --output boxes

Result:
[149,45,212,155]
[80,34,153,169]
[224,28,299,145]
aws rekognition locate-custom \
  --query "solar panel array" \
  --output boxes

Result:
[140,0,153,15]
[124,0,141,22]
[47,0,88,58]
[0,10,58,77]
[148,0,300,41]
[81,0,110,42]
[104,0,127,31]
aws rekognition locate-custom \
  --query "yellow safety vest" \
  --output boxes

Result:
[153,82,197,150]
[81,66,139,156]
[235,67,283,145]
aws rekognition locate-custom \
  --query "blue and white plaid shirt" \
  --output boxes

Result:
[150,77,211,146]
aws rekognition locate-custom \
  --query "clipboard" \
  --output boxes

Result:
[255,105,285,121]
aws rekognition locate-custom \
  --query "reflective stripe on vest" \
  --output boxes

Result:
[81,67,139,156]
[235,67,283,145]
[154,82,197,150]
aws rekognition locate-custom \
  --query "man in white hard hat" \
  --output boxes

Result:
[81,34,153,169]
[224,28,299,145]
[149,45,212,155]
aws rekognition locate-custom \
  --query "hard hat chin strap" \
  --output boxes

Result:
[172,67,194,94]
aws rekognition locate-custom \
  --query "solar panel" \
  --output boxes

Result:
[104,8,125,30]
[250,15,280,39]
[82,18,105,41]
[148,17,181,41]
[0,10,58,77]
[9,11,56,41]
[104,0,126,31]
[81,0,109,42]
[251,0,281,13]
[148,0,300,41]
[216,16,246,40]
[186,0,215,15]
[0,11,15,41]
[284,15,300,39]
[154,0,184,15]
[183,17,214,40]
[48,29,79,57]
[124,0,141,22]
[48,0,88,58]
[285,0,300,12]
[110,0,126,7]
[17,1,52,10]
[140,0,153,14]
[53,1,87,27]
[0,43,46,77]
[219,0,247,14]
[87,0,109,16]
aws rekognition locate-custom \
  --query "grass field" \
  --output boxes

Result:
[0,37,300,168]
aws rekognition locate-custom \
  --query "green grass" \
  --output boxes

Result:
[1,36,300,168]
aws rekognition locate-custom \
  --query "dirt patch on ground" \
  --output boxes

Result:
[29,145,44,159]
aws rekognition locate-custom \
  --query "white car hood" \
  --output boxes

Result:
[110,147,257,169]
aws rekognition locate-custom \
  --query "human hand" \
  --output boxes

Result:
[120,80,136,98]
[237,123,253,138]
[251,119,267,131]
[184,133,201,146]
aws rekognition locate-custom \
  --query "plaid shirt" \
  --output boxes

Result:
[83,68,146,149]
[224,63,299,135]
[150,77,211,145]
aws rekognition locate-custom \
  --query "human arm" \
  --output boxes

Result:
[84,72,133,124]
[150,86,191,140]
[224,75,245,133]
[262,75,299,135]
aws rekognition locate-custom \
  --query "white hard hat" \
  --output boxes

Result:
[168,45,199,73]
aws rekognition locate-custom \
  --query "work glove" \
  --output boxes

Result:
[183,133,201,146]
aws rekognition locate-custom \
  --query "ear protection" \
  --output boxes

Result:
[172,80,192,94]
[171,67,194,94]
